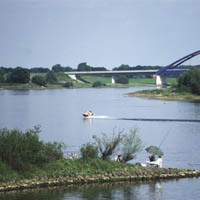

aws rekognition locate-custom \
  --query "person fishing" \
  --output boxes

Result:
[149,155,155,162]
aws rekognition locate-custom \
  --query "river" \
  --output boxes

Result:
[0,87,200,199]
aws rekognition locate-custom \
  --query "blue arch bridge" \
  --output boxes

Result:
[65,50,200,86]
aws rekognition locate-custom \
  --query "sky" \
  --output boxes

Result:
[0,0,200,69]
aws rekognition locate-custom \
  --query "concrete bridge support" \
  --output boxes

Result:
[111,76,116,84]
[68,74,77,81]
[156,75,167,86]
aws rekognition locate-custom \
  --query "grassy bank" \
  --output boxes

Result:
[0,73,165,90]
[1,127,200,192]
[1,157,200,192]
[81,75,157,87]
[128,87,200,102]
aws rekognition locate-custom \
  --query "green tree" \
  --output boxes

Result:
[7,67,30,83]
[177,68,200,95]
[52,64,64,72]
[63,82,73,88]
[77,62,92,71]
[0,126,65,171]
[93,129,124,160]
[30,67,50,73]
[80,143,98,160]
[0,68,6,83]
[113,64,131,71]
[121,128,143,162]
[115,75,129,84]
[64,66,73,72]
[92,81,106,87]
[46,71,57,83]
[32,75,46,86]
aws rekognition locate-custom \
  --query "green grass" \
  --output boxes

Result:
[81,76,159,87]
[0,161,21,182]
[56,72,72,82]
[0,82,42,89]
[0,73,178,90]
[128,78,155,85]
[81,75,112,84]
[0,157,138,182]
[38,158,128,177]
[30,73,46,78]
[0,157,129,182]
[129,87,200,102]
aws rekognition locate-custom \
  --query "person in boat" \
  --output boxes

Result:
[88,110,93,115]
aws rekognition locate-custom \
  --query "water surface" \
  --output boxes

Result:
[0,87,200,199]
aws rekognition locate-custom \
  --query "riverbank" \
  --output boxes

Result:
[0,81,154,90]
[1,158,200,192]
[1,75,168,90]
[128,87,200,102]
[1,166,200,192]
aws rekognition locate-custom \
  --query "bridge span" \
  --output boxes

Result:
[65,69,184,85]
[65,50,200,86]
[65,70,157,84]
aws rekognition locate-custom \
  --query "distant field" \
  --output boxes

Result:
[80,75,178,87]
[81,75,111,84]
[0,73,178,89]
[31,73,177,87]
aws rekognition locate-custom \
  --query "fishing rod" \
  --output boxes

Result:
[158,130,171,148]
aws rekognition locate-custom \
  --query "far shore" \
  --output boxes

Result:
[127,88,200,102]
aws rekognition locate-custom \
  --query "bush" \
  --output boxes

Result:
[32,75,46,86]
[80,143,98,160]
[115,75,129,84]
[92,81,106,87]
[46,71,57,83]
[177,68,200,95]
[0,126,65,172]
[121,128,143,162]
[92,128,143,162]
[93,129,124,160]
[63,82,73,88]
[0,68,6,83]
[7,67,30,83]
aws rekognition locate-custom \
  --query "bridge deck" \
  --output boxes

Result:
[65,69,184,76]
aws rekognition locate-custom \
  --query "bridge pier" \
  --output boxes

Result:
[156,75,167,86]
[68,74,77,81]
[111,76,115,84]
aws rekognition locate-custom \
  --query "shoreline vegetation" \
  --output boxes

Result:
[1,127,200,193]
[0,72,172,92]
[0,74,157,90]
[1,66,200,102]
[127,87,200,102]
[1,68,200,192]
[1,165,200,192]
[1,74,199,102]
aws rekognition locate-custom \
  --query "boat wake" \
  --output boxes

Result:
[118,118,200,123]
[84,116,200,123]
[84,115,116,120]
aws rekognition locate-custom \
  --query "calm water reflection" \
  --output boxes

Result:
[1,178,200,200]
[0,87,200,199]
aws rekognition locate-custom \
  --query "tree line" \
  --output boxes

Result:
[1,62,200,86]
[0,67,57,86]
[1,62,200,74]
[177,68,200,95]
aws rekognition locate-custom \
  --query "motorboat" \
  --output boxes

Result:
[82,111,94,118]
